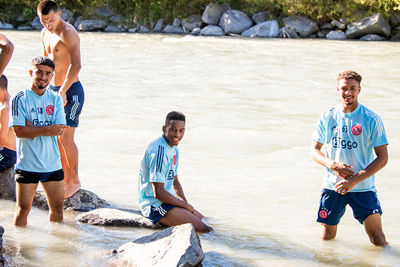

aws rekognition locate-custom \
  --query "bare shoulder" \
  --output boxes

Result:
[60,23,79,42]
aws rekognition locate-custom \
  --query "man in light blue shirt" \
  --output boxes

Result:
[311,70,388,246]
[138,111,212,233]
[10,56,66,226]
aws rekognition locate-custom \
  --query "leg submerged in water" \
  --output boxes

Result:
[61,127,81,198]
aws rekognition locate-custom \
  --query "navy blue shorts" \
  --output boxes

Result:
[0,147,16,171]
[317,188,382,225]
[148,203,175,224]
[15,169,64,184]
[48,81,85,127]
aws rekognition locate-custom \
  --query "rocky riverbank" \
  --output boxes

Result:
[1,2,399,41]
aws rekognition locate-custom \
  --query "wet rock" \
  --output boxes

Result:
[0,21,14,30]
[74,16,84,29]
[191,27,201,36]
[321,23,334,31]
[219,10,253,34]
[114,224,204,267]
[326,30,347,40]
[346,13,391,39]
[153,19,164,32]
[33,189,109,211]
[252,11,272,24]
[200,25,225,36]
[94,7,114,18]
[77,19,107,31]
[331,19,346,30]
[109,14,124,24]
[104,25,123,32]
[17,26,32,31]
[241,20,279,38]
[172,18,181,27]
[0,225,3,250]
[77,208,160,229]
[282,16,319,37]
[390,11,400,27]
[182,15,202,33]
[0,167,15,200]
[360,34,386,41]
[61,8,75,24]
[162,25,185,34]
[139,25,150,33]
[31,16,44,30]
[279,26,299,38]
[202,2,230,25]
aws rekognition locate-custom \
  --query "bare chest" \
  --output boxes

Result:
[44,33,68,57]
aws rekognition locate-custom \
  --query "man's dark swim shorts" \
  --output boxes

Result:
[15,169,64,184]
[48,81,85,127]
[0,147,16,171]
[148,203,175,224]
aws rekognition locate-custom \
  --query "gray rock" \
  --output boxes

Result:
[172,18,181,27]
[0,21,14,30]
[153,19,164,32]
[200,25,225,36]
[191,27,201,36]
[139,25,150,33]
[0,167,15,200]
[219,10,253,34]
[241,20,279,38]
[114,224,204,267]
[94,7,114,18]
[326,30,347,40]
[252,11,271,24]
[321,23,334,30]
[317,31,326,38]
[128,28,137,33]
[31,16,44,30]
[346,13,391,39]
[182,15,202,33]
[282,16,319,37]
[74,16,84,29]
[279,26,299,38]
[109,14,124,24]
[202,2,230,25]
[33,189,109,211]
[17,26,32,31]
[331,19,346,30]
[360,34,386,41]
[162,25,185,34]
[61,8,74,24]
[78,19,107,31]
[390,11,400,27]
[0,225,3,250]
[16,15,26,23]
[104,25,122,32]
[77,208,160,229]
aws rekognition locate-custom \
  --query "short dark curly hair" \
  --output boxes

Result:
[337,70,362,84]
[31,56,55,70]
[165,111,185,125]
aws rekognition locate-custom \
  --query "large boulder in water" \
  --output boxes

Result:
[326,30,347,40]
[219,10,253,34]
[76,208,161,229]
[252,11,272,24]
[279,26,299,38]
[0,225,4,250]
[200,25,225,36]
[202,2,230,25]
[113,223,204,267]
[282,16,319,37]
[162,25,185,34]
[33,189,109,211]
[241,20,279,38]
[346,13,391,39]
[0,167,15,200]
[359,34,386,41]
[0,21,14,30]
[77,19,107,31]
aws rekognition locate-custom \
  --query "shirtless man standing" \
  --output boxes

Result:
[37,0,85,198]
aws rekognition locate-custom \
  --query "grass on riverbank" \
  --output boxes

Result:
[1,0,399,26]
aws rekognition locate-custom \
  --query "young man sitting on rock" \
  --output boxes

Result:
[138,111,212,233]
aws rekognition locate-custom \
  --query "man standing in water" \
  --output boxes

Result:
[11,56,66,226]
[0,33,14,76]
[38,0,85,198]
[138,111,212,233]
[311,70,388,246]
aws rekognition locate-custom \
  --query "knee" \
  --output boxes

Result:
[15,204,31,217]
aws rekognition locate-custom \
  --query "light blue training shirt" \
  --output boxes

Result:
[313,103,388,192]
[138,136,179,217]
[10,88,66,173]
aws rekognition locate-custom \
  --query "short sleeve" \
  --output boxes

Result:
[148,146,167,183]
[312,112,326,144]
[9,92,26,127]
[370,114,388,147]
[54,95,66,125]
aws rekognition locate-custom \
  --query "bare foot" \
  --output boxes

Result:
[64,181,81,199]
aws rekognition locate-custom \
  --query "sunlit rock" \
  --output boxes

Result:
[77,19,107,31]
[31,17,44,31]
[241,20,279,38]
[219,10,252,34]
[346,13,391,39]
[252,11,272,24]
[326,30,347,40]
[202,2,230,25]
[200,25,225,36]
[182,15,203,33]
[282,16,319,37]
[360,34,386,41]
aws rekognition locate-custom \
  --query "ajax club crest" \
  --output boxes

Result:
[351,124,362,136]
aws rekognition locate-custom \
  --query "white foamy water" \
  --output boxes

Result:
[1,31,400,266]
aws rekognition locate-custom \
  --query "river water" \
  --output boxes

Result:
[0,31,399,266]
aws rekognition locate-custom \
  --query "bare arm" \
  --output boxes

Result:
[335,145,388,194]
[0,33,14,76]
[40,29,48,57]
[173,175,188,202]
[152,182,195,213]
[0,101,10,146]
[311,140,354,178]
[13,123,66,138]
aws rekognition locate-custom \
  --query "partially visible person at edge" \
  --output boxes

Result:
[38,0,85,199]
[138,111,212,233]
[311,70,388,246]
[10,56,66,227]
[0,75,16,172]
[0,33,14,77]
